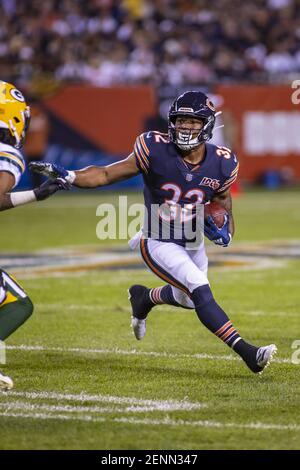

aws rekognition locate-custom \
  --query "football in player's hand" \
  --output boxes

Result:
[204,202,228,228]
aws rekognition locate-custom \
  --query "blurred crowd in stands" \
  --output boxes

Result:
[0,0,299,91]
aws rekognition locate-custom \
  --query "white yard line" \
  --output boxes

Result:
[115,417,300,432]
[0,400,204,413]
[0,410,101,422]
[1,392,205,410]
[0,410,299,432]
[248,310,299,317]
[0,401,125,414]
[6,344,292,364]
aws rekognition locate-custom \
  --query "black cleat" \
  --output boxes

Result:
[244,344,277,374]
[128,285,154,340]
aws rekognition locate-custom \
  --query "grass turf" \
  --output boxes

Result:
[0,189,299,449]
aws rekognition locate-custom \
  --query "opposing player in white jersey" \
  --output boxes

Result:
[0,81,68,389]
[30,91,277,374]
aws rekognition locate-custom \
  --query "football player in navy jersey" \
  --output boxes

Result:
[30,91,277,374]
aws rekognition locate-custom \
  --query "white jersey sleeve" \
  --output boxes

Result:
[0,144,25,188]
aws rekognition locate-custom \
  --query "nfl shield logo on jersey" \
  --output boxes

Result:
[186,174,193,182]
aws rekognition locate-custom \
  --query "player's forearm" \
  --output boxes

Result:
[220,203,235,237]
[0,179,67,211]
[0,193,14,211]
[0,191,36,211]
[71,166,110,188]
[29,154,139,189]
[211,189,235,236]
[222,202,235,237]
[228,213,235,237]
[71,157,139,188]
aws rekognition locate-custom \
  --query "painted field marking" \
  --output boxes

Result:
[6,344,292,364]
[2,391,206,411]
[0,400,204,414]
[0,410,299,432]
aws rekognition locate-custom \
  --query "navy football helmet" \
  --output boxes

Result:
[168,91,216,151]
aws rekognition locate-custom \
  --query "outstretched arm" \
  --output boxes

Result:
[0,170,69,212]
[29,153,140,189]
[0,172,14,210]
[72,153,140,188]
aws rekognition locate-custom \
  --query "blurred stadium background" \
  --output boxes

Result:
[1,0,300,189]
[1,0,300,451]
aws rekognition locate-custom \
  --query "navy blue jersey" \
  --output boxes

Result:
[133,131,239,246]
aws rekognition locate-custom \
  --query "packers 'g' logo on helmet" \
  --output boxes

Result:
[0,81,30,148]
[10,88,26,102]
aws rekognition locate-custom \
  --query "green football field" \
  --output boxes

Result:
[0,189,300,450]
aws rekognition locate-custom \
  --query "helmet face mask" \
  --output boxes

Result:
[174,116,204,151]
[168,91,216,151]
[0,81,30,148]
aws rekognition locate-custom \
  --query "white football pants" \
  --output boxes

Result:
[138,237,209,309]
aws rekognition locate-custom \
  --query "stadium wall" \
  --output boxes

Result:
[19,85,300,189]
[216,85,300,184]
